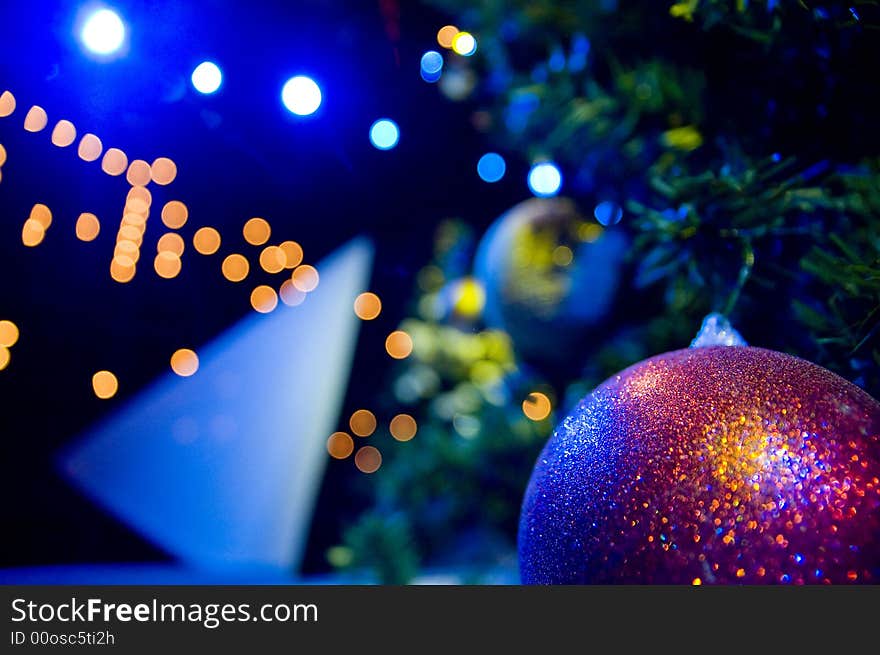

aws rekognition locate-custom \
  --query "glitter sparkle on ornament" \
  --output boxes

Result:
[519,346,880,584]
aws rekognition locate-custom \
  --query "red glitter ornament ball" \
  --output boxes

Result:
[518,346,880,584]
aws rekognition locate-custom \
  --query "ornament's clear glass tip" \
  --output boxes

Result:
[690,312,747,348]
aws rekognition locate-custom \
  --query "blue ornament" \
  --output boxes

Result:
[473,198,627,368]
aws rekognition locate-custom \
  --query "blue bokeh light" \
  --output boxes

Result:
[594,200,623,226]
[527,162,562,197]
[477,153,506,183]
[281,76,322,116]
[369,119,400,150]
[80,8,125,56]
[191,61,223,95]
[421,50,444,75]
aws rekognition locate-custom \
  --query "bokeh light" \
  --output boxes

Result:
[354,446,382,474]
[30,203,52,229]
[0,143,6,166]
[369,119,400,150]
[385,330,413,359]
[77,133,103,161]
[50,120,76,147]
[594,200,623,226]
[121,212,146,230]
[420,50,443,82]
[437,25,458,49]
[243,217,271,245]
[127,185,151,206]
[552,245,574,266]
[421,50,444,74]
[477,152,506,183]
[80,8,125,56]
[522,392,552,421]
[126,159,151,186]
[0,347,9,371]
[291,264,319,292]
[259,245,286,273]
[150,157,177,185]
[0,90,15,117]
[170,348,199,377]
[281,75,322,116]
[101,148,128,175]
[23,106,47,132]
[157,232,185,256]
[221,254,249,282]
[191,61,223,94]
[161,201,188,229]
[114,239,139,263]
[0,320,19,348]
[349,409,377,437]
[279,240,303,269]
[527,162,562,197]
[279,279,306,306]
[389,414,417,441]
[154,251,182,279]
[452,31,477,56]
[353,292,382,320]
[327,432,354,459]
[193,227,221,255]
[92,370,119,400]
[118,224,142,246]
[21,219,45,247]
[250,285,278,313]
[110,254,135,283]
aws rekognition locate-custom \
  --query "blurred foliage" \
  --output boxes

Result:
[334,0,880,581]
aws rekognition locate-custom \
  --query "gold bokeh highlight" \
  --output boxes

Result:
[221,254,249,282]
[110,254,136,283]
[77,133,103,161]
[50,119,76,147]
[385,330,413,359]
[30,203,52,229]
[390,414,418,441]
[23,105,48,132]
[193,227,221,255]
[437,25,459,48]
[21,219,45,247]
[279,241,303,269]
[170,348,200,377]
[250,285,278,313]
[114,239,140,264]
[161,201,188,229]
[92,370,119,399]
[0,320,19,348]
[354,446,382,474]
[354,292,382,320]
[327,432,355,460]
[126,159,152,186]
[76,213,101,242]
[157,232,185,256]
[349,409,377,437]
[102,148,128,176]
[127,185,152,207]
[0,90,15,117]
[259,245,286,274]
[243,218,271,246]
[150,157,177,185]
[117,224,142,246]
[154,251,182,279]
[522,392,552,421]
[291,264,319,292]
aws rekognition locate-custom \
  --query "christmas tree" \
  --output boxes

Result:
[333,0,880,583]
